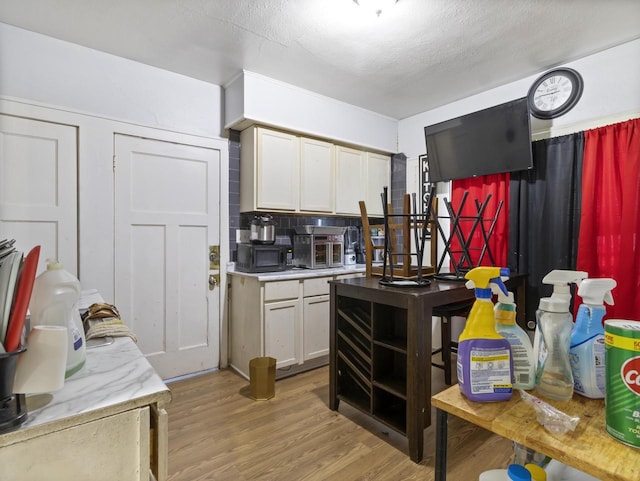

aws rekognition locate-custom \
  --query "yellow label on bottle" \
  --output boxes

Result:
[495,309,516,324]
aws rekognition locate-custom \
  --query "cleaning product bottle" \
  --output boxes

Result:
[29,259,86,377]
[569,278,616,399]
[494,289,535,389]
[457,266,513,402]
[534,270,587,401]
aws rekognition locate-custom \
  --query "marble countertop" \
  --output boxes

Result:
[1,337,170,445]
[228,264,366,281]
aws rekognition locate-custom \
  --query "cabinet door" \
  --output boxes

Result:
[300,137,334,212]
[257,128,300,211]
[303,294,330,360]
[335,146,366,215]
[365,152,391,217]
[0,408,150,481]
[264,299,300,368]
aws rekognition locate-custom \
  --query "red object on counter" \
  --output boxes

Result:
[4,245,40,352]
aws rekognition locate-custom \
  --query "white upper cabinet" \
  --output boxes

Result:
[335,147,390,217]
[335,146,366,216]
[300,137,334,213]
[365,152,391,217]
[241,125,390,216]
[241,126,300,212]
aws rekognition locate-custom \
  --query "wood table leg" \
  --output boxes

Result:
[435,408,448,481]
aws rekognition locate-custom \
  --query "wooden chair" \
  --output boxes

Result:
[359,194,437,279]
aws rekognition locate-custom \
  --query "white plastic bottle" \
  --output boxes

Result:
[494,290,535,389]
[479,464,532,481]
[545,459,600,481]
[29,259,86,377]
[569,278,616,399]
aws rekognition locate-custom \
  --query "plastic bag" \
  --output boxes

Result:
[519,389,580,435]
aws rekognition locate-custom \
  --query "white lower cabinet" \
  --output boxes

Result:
[265,298,301,368]
[0,408,150,481]
[303,294,330,360]
[230,272,364,379]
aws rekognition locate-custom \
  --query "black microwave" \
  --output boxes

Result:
[236,243,288,273]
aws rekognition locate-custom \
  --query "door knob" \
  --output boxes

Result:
[209,274,218,290]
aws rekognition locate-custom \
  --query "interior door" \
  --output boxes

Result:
[0,114,78,275]
[114,134,220,379]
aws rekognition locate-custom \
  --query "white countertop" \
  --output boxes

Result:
[228,264,366,281]
[1,337,170,445]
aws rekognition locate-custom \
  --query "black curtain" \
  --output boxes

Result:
[508,132,584,324]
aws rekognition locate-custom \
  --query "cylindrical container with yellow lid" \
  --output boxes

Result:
[524,463,546,481]
[604,319,640,447]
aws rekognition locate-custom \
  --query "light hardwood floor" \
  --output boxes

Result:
[166,366,512,481]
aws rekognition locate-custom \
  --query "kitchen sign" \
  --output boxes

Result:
[419,154,433,238]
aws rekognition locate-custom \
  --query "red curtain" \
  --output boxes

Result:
[450,173,510,270]
[576,118,640,319]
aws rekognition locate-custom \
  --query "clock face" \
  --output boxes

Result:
[528,68,583,119]
[533,75,573,111]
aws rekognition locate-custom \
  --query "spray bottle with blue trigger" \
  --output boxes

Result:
[569,278,616,399]
[457,266,513,402]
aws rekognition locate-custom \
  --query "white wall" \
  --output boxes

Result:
[225,70,398,153]
[400,38,640,164]
[0,23,228,301]
[400,39,640,346]
[0,22,223,138]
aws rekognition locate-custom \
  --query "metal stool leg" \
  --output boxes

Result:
[442,314,453,385]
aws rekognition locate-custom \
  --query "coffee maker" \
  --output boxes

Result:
[344,226,359,266]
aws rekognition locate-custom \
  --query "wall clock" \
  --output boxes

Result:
[527,68,583,119]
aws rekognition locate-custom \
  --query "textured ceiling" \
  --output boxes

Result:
[1,0,639,119]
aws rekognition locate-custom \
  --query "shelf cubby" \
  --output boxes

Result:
[336,356,371,413]
[372,347,407,399]
[372,303,407,353]
[372,387,407,434]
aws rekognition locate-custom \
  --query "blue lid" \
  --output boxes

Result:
[507,464,532,481]
[475,287,492,299]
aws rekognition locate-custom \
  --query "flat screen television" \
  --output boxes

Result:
[424,97,533,183]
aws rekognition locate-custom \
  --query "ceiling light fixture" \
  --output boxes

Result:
[353,0,399,17]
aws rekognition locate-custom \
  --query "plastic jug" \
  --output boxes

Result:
[29,260,86,377]
[494,289,535,389]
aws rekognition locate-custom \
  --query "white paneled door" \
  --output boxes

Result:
[0,114,78,275]
[114,134,220,379]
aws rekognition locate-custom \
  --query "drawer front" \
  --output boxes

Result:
[334,272,364,281]
[264,279,299,301]
[303,276,332,297]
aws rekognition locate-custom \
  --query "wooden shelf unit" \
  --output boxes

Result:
[336,295,411,435]
[329,275,527,463]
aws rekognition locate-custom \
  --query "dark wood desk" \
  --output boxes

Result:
[328,275,525,463]
[432,385,640,481]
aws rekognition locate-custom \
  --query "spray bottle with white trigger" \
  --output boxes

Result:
[569,278,616,399]
[534,270,587,401]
